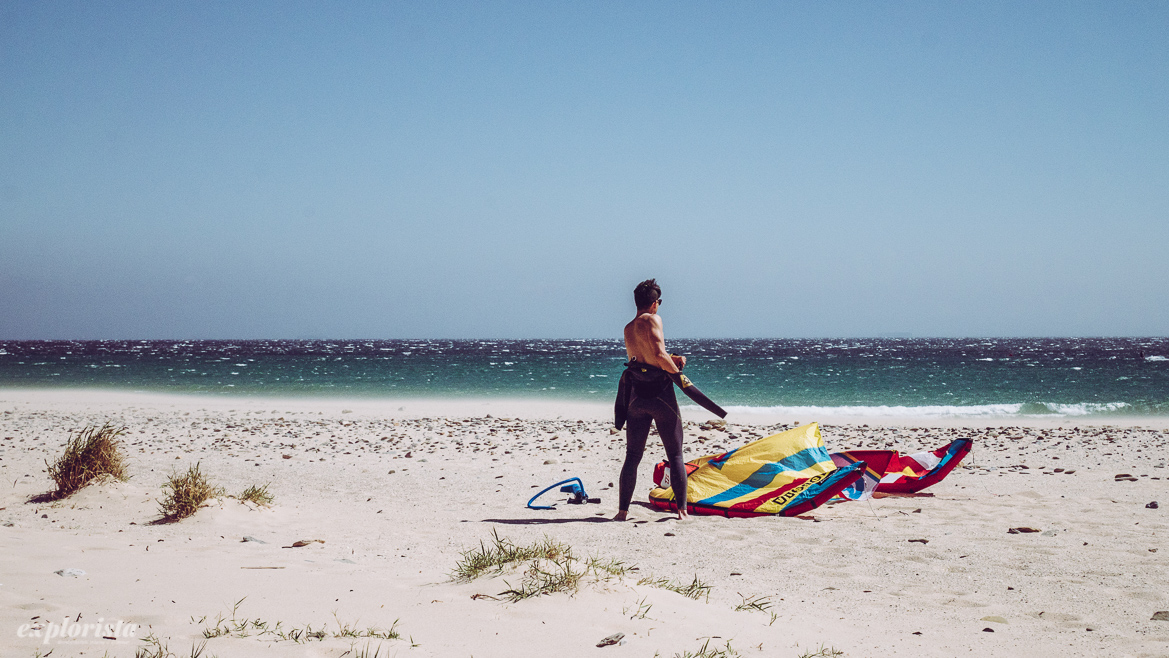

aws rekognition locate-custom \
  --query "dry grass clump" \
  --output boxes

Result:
[45,423,128,499]
[238,483,274,507]
[157,462,223,521]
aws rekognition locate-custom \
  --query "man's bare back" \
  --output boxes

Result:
[615,293,687,521]
[624,307,686,374]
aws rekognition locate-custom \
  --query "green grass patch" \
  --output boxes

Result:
[453,532,644,602]
[451,529,571,582]
[638,573,713,601]
[666,639,741,658]
[237,483,273,507]
[797,646,845,658]
[199,598,400,644]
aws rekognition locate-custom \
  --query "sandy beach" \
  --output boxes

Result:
[2,389,1167,657]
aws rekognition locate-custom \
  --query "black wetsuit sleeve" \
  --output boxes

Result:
[667,372,728,418]
[614,370,629,430]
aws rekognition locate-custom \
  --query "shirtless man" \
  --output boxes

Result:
[614,279,689,521]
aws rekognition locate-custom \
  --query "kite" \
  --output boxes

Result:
[648,424,972,515]
[831,438,973,500]
[649,423,867,517]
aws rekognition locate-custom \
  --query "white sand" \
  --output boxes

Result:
[2,389,1168,657]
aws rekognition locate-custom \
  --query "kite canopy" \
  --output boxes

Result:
[831,438,973,499]
[649,423,866,517]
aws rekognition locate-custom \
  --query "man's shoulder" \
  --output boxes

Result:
[630,313,662,335]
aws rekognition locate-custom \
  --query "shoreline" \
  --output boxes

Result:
[3,388,1169,429]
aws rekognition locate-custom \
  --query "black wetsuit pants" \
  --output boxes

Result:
[619,384,687,512]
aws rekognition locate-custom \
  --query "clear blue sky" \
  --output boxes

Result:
[2,2,1166,339]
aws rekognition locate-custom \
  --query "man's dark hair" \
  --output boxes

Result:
[633,279,661,310]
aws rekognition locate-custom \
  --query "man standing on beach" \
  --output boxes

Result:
[614,279,690,521]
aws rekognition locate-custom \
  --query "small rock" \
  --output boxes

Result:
[404,452,412,458]
[730,572,742,576]
[664,532,675,537]
[387,470,396,475]
[1150,611,1169,621]
[908,538,929,544]
[981,616,1008,624]
[1008,527,1041,534]
[1147,501,1159,509]
[597,632,624,647]
[982,627,994,632]
[241,536,267,544]
[55,568,85,577]
[282,454,292,459]
[544,459,559,465]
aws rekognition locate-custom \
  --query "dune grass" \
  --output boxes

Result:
[637,573,713,602]
[133,633,210,658]
[157,462,223,521]
[45,423,128,499]
[237,483,274,507]
[451,529,572,582]
[797,647,845,658]
[453,531,646,602]
[199,598,400,644]
[665,639,741,658]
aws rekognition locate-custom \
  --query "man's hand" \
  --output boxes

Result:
[670,354,687,370]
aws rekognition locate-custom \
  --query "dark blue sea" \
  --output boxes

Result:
[1,338,1167,417]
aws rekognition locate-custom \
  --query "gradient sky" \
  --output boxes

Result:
[2,2,1166,339]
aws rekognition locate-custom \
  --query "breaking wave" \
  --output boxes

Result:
[694,402,1139,418]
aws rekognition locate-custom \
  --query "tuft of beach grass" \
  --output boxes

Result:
[45,423,128,499]
[797,646,845,658]
[199,598,400,644]
[637,573,713,601]
[157,462,223,521]
[667,639,741,658]
[237,483,274,507]
[451,529,571,582]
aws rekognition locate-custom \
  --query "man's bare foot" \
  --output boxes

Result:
[612,510,629,522]
[676,508,688,520]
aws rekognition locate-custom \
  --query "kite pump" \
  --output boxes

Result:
[526,477,601,510]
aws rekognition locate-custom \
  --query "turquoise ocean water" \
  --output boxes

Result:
[1,339,1167,418]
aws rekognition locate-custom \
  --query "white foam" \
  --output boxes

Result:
[683,401,1134,417]
[1146,355,1168,362]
